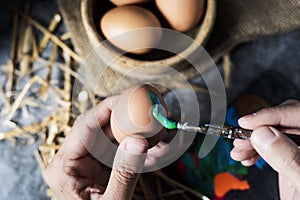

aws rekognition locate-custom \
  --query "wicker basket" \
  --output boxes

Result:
[81,0,216,80]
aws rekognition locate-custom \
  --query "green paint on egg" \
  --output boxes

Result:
[148,90,177,129]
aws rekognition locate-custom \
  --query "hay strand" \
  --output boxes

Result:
[223,54,232,88]
[78,90,88,114]
[60,32,71,41]
[154,170,210,200]
[0,119,47,140]
[138,176,155,200]
[7,14,19,99]
[62,51,72,124]
[39,13,62,52]
[6,75,47,121]
[34,149,46,170]
[19,25,33,76]
[155,176,165,200]
[17,2,30,60]
[40,44,58,99]
[31,29,39,60]
[12,6,83,62]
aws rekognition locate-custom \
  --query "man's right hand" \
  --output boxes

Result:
[230,100,300,200]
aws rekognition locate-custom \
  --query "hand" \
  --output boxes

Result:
[43,97,169,200]
[230,99,300,200]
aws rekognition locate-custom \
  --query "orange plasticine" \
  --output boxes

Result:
[214,172,250,197]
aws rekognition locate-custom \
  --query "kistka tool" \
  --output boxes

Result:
[148,90,300,146]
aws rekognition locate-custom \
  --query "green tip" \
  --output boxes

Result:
[148,90,177,129]
[152,104,177,129]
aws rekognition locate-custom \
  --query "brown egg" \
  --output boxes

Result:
[110,0,150,6]
[110,85,166,148]
[155,0,205,32]
[100,6,162,54]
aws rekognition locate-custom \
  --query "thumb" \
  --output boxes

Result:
[251,126,300,187]
[102,136,148,200]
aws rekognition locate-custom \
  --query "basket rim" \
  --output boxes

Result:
[81,0,217,78]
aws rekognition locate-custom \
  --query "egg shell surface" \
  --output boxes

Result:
[155,0,205,32]
[110,0,150,6]
[110,85,166,147]
[100,6,162,54]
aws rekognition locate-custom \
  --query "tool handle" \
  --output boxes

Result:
[223,126,300,146]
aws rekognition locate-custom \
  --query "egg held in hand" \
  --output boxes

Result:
[110,85,166,148]
[100,6,162,54]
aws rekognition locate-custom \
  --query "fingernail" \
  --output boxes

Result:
[123,137,148,154]
[252,127,276,151]
[240,113,257,120]
[239,113,257,125]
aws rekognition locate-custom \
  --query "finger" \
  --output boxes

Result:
[102,136,148,200]
[144,142,169,167]
[278,128,300,135]
[147,141,169,157]
[89,184,105,200]
[281,99,299,105]
[238,100,300,130]
[233,139,254,151]
[45,163,93,200]
[58,97,116,159]
[43,159,72,200]
[145,155,157,167]
[240,154,259,166]
[77,96,115,130]
[251,126,300,187]
[279,174,300,200]
[230,147,257,161]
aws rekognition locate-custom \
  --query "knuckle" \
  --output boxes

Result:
[62,160,78,177]
[43,155,86,199]
[230,148,242,161]
[115,168,139,185]
[255,108,278,124]
[251,126,268,141]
